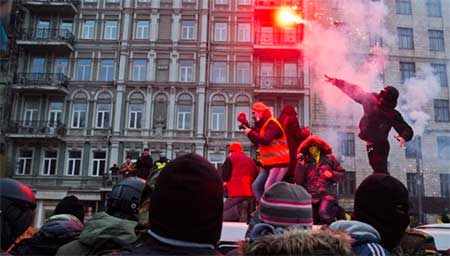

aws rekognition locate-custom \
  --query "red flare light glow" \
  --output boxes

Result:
[275,6,307,27]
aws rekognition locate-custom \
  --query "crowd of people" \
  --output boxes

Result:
[1,91,440,255]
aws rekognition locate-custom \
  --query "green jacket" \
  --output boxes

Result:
[56,212,137,256]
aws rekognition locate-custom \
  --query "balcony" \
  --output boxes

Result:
[16,29,75,54]
[255,0,302,9]
[5,120,66,140]
[254,31,302,52]
[22,0,79,16]
[254,76,304,93]
[12,73,69,94]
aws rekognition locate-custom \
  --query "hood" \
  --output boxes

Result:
[329,220,381,243]
[278,105,297,124]
[298,135,332,155]
[78,212,138,246]
[241,228,352,255]
[33,214,84,243]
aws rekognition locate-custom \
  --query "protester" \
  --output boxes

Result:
[0,178,36,252]
[330,173,410,255]
[127,153,224,255]
[153,152,170,170]
[109,163,120,184]
[278,104,310,183]
[324,75,414,174]
[222,142,257,222]
[135,148,153,179]
[10,195,85,255]
[394,228,438,256]
[120,155,136,178]
[241,102,290,201]
[295,135,345,224]
[56,177,145,255]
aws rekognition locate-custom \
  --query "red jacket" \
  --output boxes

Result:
[222,152,257,197]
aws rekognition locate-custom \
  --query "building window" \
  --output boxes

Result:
[92,151,106,176]
[396,0,412,15]
[96,103,111,128]
[437,136,450,160]
[429,30,445,51]
[81,20,95,39]
[67,150,82,176]
[215,0,227,4]
[212,62,227,83]
[214,23,227,41]
[23,101,39,127]
[236,62,250,84]
[369,34,383,47]
[17,150,33,175]
[77,59,92,80]
[238,0,251,5]
[55,58,69,76]
[135,20,149,39]
[426,0,441,17]
[181,21,195,40]
[42,150,57,175]
[237,23,251,42]
[431,64,448,87]
[104,20,118,40]
[338,132,355,157]
[397,27,414,49]
[153,94,168,129]
[235,95,250,131]
[100,59,114,81]
[440,174,450,197]
[338,171,356,196]
[132,59,147,81]
[400,62,415,83]
[72,103,87,128]
[405,136,421,159]
[434,99,449,122]
[128,103,144,129]
[179,60,194,82]
[407,173,419,197]
[211,106,226,131]
[176,94,193,130]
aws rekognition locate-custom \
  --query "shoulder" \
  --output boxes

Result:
[354,242,389,256]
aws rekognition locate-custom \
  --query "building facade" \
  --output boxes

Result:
[1,0,449,226]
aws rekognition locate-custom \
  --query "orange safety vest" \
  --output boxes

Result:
[259,117,290,167]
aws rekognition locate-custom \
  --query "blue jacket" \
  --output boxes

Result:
[330,220,390,256]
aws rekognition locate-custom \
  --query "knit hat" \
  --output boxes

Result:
[229,142,243,153]
[379,86,399,109]
[53,195,85,223]
[259,182,313,228]
[252,102,268,113]
[352,174,409,251]
[149,153,224,245]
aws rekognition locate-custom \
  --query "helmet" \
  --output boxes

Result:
[106,177,145,221]
[1,178,36,250]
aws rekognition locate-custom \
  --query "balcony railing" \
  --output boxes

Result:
[24,0,80,3]
[6,120,66,137]
[255,76,304,89]
[18,28,75,44]
[15,73,69,87]
[255,0,301,8]
[254,32,301,46]
[22,0,80,15]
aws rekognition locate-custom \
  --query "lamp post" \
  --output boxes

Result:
[415,135,424,225]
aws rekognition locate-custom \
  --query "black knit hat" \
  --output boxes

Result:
[379,86,399,109]
[53,195,85,223]
[352,174,409,251]
[149,153,224,245]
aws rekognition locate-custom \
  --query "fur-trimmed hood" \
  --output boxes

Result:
[298,135,332,155]
[241,228,353,256]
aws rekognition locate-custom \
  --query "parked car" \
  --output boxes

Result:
[416,223,450,255]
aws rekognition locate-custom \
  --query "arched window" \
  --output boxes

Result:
[235,95,250,131]
[210,94,226,131]
[176,93,193,130]
[128,92,145,129]
[71,91,88,128]
[153,94,168,129]
[95,92,112,129]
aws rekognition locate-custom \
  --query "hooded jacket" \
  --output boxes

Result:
[56,212,137,256]
[295,136,345,199]
[241,228,353,255]
[333,80,413,143]
[330,220,390,256]
[10,214,84,256]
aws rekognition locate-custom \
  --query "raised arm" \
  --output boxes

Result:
[324,74,373,104]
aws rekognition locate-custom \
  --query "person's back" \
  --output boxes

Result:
[57,177,145,255]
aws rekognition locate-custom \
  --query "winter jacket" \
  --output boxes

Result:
[10,214,84,256]
[136,155,153,179]
[120,162,136,177]
[334,80,413,143]
[125,229,223,256]
[56,212,138,256]
[330,220,390,256]
[240,227,353,255]
[222,152,257,197]
[295,136,344,200]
